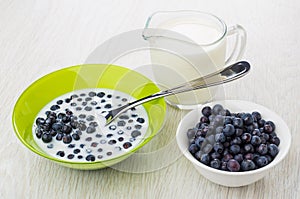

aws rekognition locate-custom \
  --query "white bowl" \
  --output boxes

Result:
[176,100,291,187]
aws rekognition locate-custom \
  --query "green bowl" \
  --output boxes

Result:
[12,64,166,170]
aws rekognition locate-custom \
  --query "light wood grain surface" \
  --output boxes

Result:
[1,0,300,198]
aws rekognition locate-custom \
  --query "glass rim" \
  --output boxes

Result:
[143,10,227,46]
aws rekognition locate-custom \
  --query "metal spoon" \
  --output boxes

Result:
[104,61,250,125]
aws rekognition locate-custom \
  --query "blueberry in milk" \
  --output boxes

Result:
[33,88,149,162]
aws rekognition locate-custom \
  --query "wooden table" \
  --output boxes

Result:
[1,0,299,198]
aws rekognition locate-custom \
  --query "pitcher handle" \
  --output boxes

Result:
[225,24,247,64]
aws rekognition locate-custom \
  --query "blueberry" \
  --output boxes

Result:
[78,123,87,131]
[212,104,224,115]
[186,129,196,139]
[211,152,221,159]
[221,161,228,171]
[88,91,96,97]
[123,142,132,149]
[252,111,262,122]
[220,109,231,116]
[56,100,63,105]
[50,130,57,137]
[188,144,199,154]
[231,137,242,145]
[137,118,145,123]
[50,105,60,111]
[251,135,261,146]
[246,124,255,133]
[84,106,92,111]
[56,133,63,141]
[268,144,279,157]
[36,117,45,126]
[224,116,233,124]
[73,149,80,154]
[65,98,71,103]
[57,113,65,119]
[242,113,254,125]
[264,121,275,133]
[89,122,98,127]
[72,133,80,141]
[270,136,280,146]
[194,151,203,160]
[202,144,213,154]
[62,125,72,134]
[223,124,235,136]
[47,112,57,118]
[97,92,105,98]
[62,116,71,123]
[229,144,241,155]
[223,142,230,148]
[52,122,63,131]
[120,115,129,120]
[131,130,141,138]
[213,143,224,153]
[227,159,240,172]
[257,144,268,155]
[42,133,52,143]
[234,154,244,163]
[244,144,254,153]
[241,133,252,143]
[208,115,215,123]
[244,153,254,160]
[62,134,72,144]
[260,133,270,142]
[215,133,226,143]
[108,140,117,145]
[210,159,221,169]
[252,129,261,136]
[235,128,243,136]
[241,159,256,171]
[200,154,210,165]
[222,153,233,162]
[117,120,126,127]
[45,117,55,125]
[258,119,266,128]
[86,126,96,134]
[200,116,209,123]
[206,134,215,144]
[214,115,225,125]
[70,121,78,129]
[35,128,43,139]
[104,104,112,109]
[68,144,75,148]
[86,155,96,162]
[215,126,223,134]
[193,136,203,147]
[232,117,243,128]
[256,156,269,168]
[201,106,211,117]
[196,129,207,137]
[56,151,65,157]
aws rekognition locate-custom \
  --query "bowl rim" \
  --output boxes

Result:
[176,100,291,176]
[12,63,166,166]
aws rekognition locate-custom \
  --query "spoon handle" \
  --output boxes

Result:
[105,61,250,124]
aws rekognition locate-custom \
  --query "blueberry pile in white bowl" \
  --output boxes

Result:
[187,104,280,172]
[176,100,291,187]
